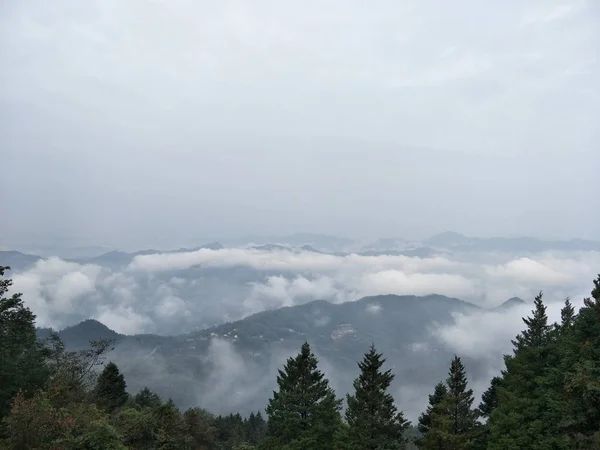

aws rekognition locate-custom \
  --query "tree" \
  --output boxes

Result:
[0,266,51,418]
[419,356,478,450]
[488,292,554,450]
[4,389,125,450]
[556,275,600,447]
[153,399,193,449]
[183,407,218,449]
[345,344,409,449]
[415,382,447,448]
[133,387,162,410]
[263,342,342,449]
[44,331,114,408]
[113,407,157,450]
[478,376,500,420]
[94,361,128,414]
[559,297,576,330]
[245,411,267,445]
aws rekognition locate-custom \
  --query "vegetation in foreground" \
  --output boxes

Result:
[1,264,599,449]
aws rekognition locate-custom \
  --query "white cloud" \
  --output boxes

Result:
[8,247,600,335]
[365,303,382,314]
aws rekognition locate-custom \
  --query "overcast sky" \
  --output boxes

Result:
[1,0,598,250]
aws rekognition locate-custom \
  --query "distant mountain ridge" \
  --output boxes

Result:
[425,231,600,252]
[4,232,598,272]
[36,293,525,418]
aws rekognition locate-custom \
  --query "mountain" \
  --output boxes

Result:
[494,297,527,310]
[357,247,440,258]
[37,319,122,349]
[76,242,224,267]
[40,293,523,419]
[0,250,43,271]
[426,232,600,252]
[222,233,355,251]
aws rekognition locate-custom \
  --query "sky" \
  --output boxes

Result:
[1,0,599,250]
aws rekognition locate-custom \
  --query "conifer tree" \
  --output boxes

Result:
[478,376,500,420]
[263,342,342,449]
[419,356,478,450]
[556,275,600,446]
[416,381,447,442]
[94,361,129,414]
[345,344,409,449]
[488,292,554,450]
[133,386,163,410]
[473,376,501,450]
[559,297,576,330]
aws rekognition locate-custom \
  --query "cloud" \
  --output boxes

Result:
[429,295,585,365]
[7,246,599,337]
[365,303,382,314]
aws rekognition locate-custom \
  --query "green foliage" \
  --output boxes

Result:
[488,292,555,450]
[53,419,126,450]
[153,399,194,449]
[113,406,156,449]
[133,386,163,410]
[416,381,447,447]
[0,266,51,418]
[93,361,129,414]
[418,356,479,450]
[183,407,219,448]
[486,277,600,449]
[3,389,124,450]
[345,344,409,449]
[263,342,342,449]
[554,276,600,447]
[3,267,600,450]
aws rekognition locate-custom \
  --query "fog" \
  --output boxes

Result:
[6,242,599,419]
[10,246,598,334]
[1,0,599,425]
[1,0,599,250]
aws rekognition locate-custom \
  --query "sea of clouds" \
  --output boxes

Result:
[10,246,599,335]
[7,245,599,419]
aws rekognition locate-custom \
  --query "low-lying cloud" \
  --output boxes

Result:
[7,247,599,336]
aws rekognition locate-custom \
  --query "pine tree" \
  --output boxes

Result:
[94,361,129,414]
[133,386,163,410]
[560,297,576,329]
[419,356,478,450]
[478,376,500,420]
[556,275,600,447]
[263,342,342,449]
[345,344,409,449]
[416,381,447,441]
[488,292,554,450]
[472,376,501,450]
[246,411,267,444]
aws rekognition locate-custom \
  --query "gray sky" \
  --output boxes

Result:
[2,0,599,249]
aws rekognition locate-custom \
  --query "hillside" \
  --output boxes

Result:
[41,293,504,419]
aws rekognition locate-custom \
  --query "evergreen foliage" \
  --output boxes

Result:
[93,361,129,414]
[345,344,410,449]
[418,356,479,450]
[263,342,342,449]
[2,263,600,450]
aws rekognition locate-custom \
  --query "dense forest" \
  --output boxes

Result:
[1,264,599,449]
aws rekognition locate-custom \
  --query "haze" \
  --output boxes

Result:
[1,0,599,251]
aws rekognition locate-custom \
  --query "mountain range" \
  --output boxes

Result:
[4,231,599,272]
[37,293,526,420]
